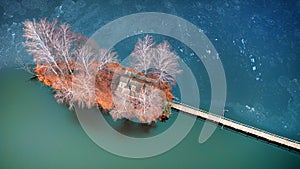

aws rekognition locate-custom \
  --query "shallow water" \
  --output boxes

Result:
[0,69,299,168]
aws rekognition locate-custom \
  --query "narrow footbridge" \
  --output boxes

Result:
[171,102,300,151]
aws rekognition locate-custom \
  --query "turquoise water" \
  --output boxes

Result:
[0,69,299,168]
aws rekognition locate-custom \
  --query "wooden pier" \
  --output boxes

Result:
[171,102,300,151]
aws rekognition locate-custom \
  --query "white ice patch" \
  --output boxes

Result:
[206,49,211,54]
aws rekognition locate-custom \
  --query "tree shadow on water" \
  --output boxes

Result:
[114,119,158,138]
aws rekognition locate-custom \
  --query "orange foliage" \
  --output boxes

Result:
[35,62,174,110]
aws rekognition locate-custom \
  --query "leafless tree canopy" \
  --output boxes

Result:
[110,87,165,124]
[23,19,181,123]
[130,35,182,85]
[23,19,118,109]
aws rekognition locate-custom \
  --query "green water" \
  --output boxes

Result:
[0,69,299,169]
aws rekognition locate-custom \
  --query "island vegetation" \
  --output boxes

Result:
[23,19,181,124]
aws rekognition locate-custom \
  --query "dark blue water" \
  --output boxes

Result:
[0,0,300,168]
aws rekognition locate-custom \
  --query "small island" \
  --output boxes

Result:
[23,19,181,124]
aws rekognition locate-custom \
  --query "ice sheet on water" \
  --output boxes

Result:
[287,79,300,95]
[110,0,123,6]
[163,1,174,9]
[286,79,300,116]
[0,0,26,18]
[21,0,48,11]
[233,76,299,136]
[0,22,27,69]
[278,76,289,87]
[51,0,105,36]
[233,102,267,124]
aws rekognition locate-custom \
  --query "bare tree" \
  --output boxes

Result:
[134,88,165,124]
[150,41,182,85]
[23,19,118,109]
[130,35,155,73]
[23,19,76,76]
[130,35,182,85]
[110,87,165,124]
[110,90,132,120]
[24,20,177,123]
[97,48,118,71]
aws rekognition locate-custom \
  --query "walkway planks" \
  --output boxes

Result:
[171,102,300,151]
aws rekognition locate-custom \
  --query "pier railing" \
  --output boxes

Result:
[171,101,300,151]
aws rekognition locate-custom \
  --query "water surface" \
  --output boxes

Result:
[0,69,299,168]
